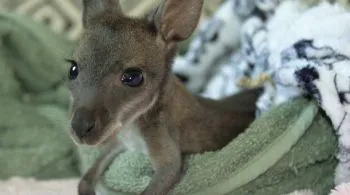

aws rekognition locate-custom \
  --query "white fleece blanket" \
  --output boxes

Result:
[261,1,350,186]
[172,0,350,189]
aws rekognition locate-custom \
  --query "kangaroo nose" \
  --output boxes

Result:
[71,108,95,138]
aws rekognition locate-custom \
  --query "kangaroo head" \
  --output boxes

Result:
[67,0,203,145]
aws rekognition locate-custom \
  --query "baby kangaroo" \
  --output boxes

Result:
[67,0,262,194]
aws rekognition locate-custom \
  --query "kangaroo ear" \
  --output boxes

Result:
[82,0,122,27]
[149,0,204,42]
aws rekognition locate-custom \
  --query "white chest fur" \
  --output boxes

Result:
[117,123,149,155]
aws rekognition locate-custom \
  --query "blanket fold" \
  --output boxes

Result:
[78,98,338,195]
[0,12,78,179]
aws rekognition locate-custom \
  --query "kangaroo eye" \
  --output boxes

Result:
[121,68,144,87]
[67,60,79,80]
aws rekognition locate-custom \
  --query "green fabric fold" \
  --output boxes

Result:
[0,12,78,179]
[78,98,338,195]
[0,98,78,179]
[0,12,74,96]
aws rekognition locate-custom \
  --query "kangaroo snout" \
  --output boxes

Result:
[71,107,96,138]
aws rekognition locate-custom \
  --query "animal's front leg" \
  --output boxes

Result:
[141,126,182,195]
[78,139,124,195]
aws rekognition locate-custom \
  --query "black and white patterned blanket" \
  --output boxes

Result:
[172,0,350,186]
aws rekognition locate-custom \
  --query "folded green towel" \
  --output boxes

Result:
[78,98,338,195]
[0,12,73,94]
[0,97,78,179]
[0,12,79,179]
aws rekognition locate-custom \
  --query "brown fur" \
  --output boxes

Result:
[68,0,262,194]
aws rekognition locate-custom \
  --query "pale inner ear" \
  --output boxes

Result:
[151,0,204,42]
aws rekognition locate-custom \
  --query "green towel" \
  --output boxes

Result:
[78,98,338,195]
[0,13,73,94]
[0,12,79,179]
[0,97,78,179]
